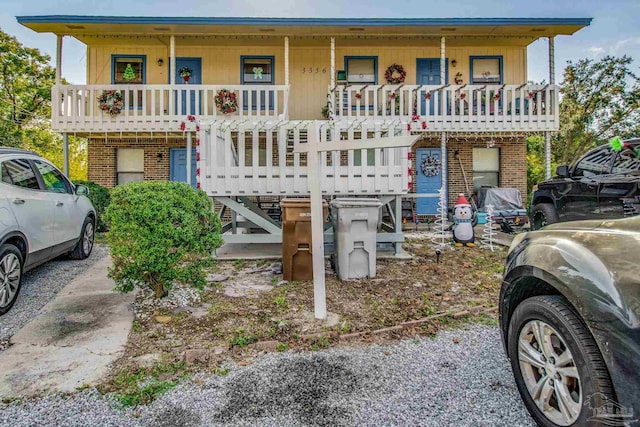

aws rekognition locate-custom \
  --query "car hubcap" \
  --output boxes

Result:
[0,253,20,309]
[518,320,582,426]
[534,212,547,229]
[83,222,94,255]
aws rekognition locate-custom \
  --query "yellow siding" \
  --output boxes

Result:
[87,39,526,120]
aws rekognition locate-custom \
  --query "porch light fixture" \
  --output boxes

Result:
[157,58,164,67]
[451,59,457,67]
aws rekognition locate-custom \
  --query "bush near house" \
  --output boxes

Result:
[73,180,110,231]
[105,181,223,298]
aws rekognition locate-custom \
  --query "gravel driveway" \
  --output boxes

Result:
[0,325,535,427]
[0,245,109,351]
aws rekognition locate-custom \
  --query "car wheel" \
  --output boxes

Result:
[69,216,95,260]
[508,295,615,427]
[531,203,558,230]
[0,244,23,316]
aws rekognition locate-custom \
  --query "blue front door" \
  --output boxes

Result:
[170,148,197,188]
[416,59,445,115]
[175,57,201,115]
[416,148,445,215]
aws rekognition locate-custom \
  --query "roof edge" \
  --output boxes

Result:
[16,15,593,27]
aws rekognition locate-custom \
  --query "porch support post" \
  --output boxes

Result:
[170,36,176,85]
[186,132,192,186]
[284,36,290,86]
[329,37,336,118]
[394,195,403,255]
[55,35,63,85]
[63,133,69,177]
[440,36,448,209]
[545,36,555,179]
[308,121,327,319]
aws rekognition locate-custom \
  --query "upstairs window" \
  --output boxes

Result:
[241,57,274,84]
[470,56,503,84]
[345,57,377,84]
[112,56,145,84]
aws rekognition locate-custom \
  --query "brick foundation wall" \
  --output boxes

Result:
[87,137,187,188]
[410,134,527,220]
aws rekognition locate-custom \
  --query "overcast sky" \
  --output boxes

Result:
[1,0,639,85]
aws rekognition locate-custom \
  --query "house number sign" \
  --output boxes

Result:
[302,68,327,74]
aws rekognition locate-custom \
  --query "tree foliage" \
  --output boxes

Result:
[73,180,110,231]
[553,55,640,165]
[0,29,87,179]
[105,182,223,298]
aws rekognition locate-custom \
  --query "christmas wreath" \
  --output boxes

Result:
[421,154,441,177]
[97,90,124,117]
[179,67,192,78]
[215,89,238,114]
[385,63,407,84]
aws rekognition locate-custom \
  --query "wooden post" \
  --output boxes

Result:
[307,122,327,319]
[284,36,290,87]
[440,36,448,209]
[55,35,63,85]
[545,36,555,179]
[170,36,176,85]
[186,132,192,186]
[63,133,69,177]
[330,37,336,118]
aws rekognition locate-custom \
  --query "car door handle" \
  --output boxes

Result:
[13,198,25,205]
[56,201,64,207]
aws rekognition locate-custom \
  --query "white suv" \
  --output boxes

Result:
[0,148,96,315]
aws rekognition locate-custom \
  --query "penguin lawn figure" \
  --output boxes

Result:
[453,194,475,247]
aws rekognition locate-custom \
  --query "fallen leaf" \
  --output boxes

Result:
[453,337,461,344]
[154,315,172,324]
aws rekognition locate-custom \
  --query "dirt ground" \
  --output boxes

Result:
[98,234,507,400]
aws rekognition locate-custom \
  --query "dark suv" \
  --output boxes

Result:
[530,139,640,230]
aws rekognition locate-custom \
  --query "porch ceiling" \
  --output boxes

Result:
[17,16,591,40]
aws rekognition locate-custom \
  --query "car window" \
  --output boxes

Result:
[1,162,12,184]
[33,160,71,194]
[1,159,40,190]
[612,149,640,174]
[572,148,614,177]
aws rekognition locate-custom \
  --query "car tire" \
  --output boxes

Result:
[69,216,95,260]
[531,203,558,230]
[508,295,616,427]
[0,243,23,316]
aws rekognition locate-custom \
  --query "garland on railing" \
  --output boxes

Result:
[385,64,406,84]
[97,90,124,117]
[215,89,238,114]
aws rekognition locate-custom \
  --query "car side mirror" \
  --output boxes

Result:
[75,184,90,196]
[556,165,569,178]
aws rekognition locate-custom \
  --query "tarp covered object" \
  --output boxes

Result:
[476,188,525,212]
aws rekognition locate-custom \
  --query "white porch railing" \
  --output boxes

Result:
[52,84,290,133]
[199,121,410,196]
[330,84,559,131]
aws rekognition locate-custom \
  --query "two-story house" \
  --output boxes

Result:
[17,16,590,249]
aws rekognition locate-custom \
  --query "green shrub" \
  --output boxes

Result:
[73,180,110,231]
[105,181,223,298]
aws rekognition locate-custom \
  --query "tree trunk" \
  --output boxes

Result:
[149,274,167,298]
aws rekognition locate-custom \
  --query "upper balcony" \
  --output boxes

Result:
[52,84,290,134]
[330,83,559,132]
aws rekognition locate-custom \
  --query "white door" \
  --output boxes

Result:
[1,159,54,255]
[33,160,83,246]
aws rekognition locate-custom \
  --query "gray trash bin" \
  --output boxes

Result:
[330,198,382,280]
